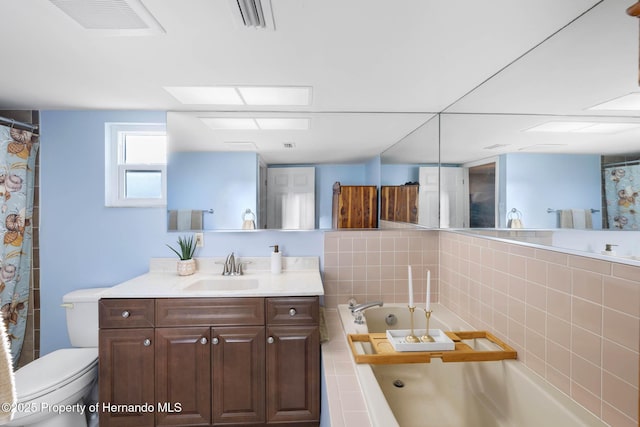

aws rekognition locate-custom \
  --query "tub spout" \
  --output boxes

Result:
[350,301,383,324]
[351,301,384,313]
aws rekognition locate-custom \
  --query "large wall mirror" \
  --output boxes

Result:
[166,111,434,231]
[438,113,640,231]
[167,1,640,244]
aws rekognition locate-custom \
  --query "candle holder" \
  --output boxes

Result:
[405,306,420,343]
[421,309,435,342]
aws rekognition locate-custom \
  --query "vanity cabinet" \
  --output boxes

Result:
[99,296,319,427]
[98,299,155,427]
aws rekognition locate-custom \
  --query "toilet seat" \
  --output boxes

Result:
[16,348,98,402]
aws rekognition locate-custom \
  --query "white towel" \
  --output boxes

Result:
[0,321,16,423]
[571,209,593,229]
[177,210,192,230]
[559,210,573,228]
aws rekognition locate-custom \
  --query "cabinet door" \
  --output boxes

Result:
[266,325,320,423]
[99,328,155,427]
[212,326,265,425]
[155,327,211,426]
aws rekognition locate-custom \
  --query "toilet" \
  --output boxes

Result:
[7,287,109,427]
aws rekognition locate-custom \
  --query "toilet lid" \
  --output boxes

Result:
[15,348,98,401]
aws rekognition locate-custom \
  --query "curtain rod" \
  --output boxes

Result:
[603,159,640,168]
[0,116,39,133]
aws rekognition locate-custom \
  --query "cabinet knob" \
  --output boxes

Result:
[199,337,208,345]
[267,336,275,344]
[212,337,219,345]
[143,339,151,347]
[121,310,130,318]
[289,308,297,317]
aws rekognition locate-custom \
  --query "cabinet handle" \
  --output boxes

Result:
[121,310,130,318]
[267,336,275,344]
[212,337,219,345]
[200,337,208,345]
[289,308,297,317]
[143,339,151,346]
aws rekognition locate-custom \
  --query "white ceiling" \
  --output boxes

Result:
[2,0,639,164]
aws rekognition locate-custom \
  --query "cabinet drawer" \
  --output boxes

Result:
[266,297,319,325]
[156,298,264,327]
[99,299,155,329]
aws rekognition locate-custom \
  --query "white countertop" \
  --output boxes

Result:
[101,256,324,298]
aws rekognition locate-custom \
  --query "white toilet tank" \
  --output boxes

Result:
[63,288,110,348]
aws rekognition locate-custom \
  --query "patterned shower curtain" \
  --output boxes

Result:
[0,124,39,366]
[604,164,640,230]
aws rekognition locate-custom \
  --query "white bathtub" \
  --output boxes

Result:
[338,303,608,427]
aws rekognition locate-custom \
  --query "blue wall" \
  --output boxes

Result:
[168,151,258,230]
[40,111,324,354]
[380,163,420,185]
[501,153,602,228]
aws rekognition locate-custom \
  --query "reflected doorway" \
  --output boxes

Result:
[468,163,496,228]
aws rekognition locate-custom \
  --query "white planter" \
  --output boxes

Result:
[177,259,196,276]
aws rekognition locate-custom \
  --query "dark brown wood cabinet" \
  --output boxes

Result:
[380,184,419,224]
[99,299,155,427]
[99,296,319,427]
[332,182,378,228]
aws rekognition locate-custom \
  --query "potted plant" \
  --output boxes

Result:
[167,235,197,276]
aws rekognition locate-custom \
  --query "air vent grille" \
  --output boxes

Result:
[49,0,164,34]
[229,0,275,30]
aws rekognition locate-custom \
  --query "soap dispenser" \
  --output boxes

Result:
[602,244,617,256]
[270,245,282,274]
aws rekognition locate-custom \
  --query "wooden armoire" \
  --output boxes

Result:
[331,182,378,228]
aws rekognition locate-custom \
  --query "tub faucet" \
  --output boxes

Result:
[350,301,383,324]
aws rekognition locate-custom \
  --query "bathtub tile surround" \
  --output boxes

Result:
[439,231,640,427]
[322,308,372,427]
[323,230,438,308]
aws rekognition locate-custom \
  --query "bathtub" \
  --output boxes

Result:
[338,303,607,427]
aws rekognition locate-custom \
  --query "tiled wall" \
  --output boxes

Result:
[323,229,438,308]
[439,231,639,427]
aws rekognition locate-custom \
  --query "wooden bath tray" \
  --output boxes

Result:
[347,331,517,364]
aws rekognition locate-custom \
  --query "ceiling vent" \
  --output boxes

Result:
[49,0,165,35]
[228,0,275,30]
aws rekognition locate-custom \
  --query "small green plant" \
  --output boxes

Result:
[167,235,197,260]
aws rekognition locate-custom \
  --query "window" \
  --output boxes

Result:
[105,123,167,207]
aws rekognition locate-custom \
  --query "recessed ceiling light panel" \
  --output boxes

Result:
[524,121,593,133]
[165,85,312,106]
[588,93,640,111]
[200,118,258,130]
[237,86,312,106]
[574,123,640,134]
[525,121,640,134]
[165,87,244,105]
[255,118,310,130]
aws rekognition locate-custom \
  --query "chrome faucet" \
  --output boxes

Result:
[222,252,243,276]
[350,301,383,324]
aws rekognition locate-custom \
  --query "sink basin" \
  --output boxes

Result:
[185,278,259,291]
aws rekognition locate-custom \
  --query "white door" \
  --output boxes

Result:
[419,166,467,228]
[440,166,468,228]
[418,167,439,228]
[266,167,315,229]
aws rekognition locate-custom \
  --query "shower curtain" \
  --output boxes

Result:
[604,164,640,230]
[0,124,39,366]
